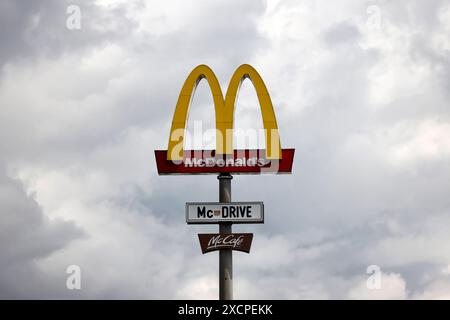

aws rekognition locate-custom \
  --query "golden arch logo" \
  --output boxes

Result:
[168,64,281,161]
[155,64,294,175]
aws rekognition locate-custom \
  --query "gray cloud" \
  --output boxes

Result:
[0,162,83,298]
[0,0,137,67]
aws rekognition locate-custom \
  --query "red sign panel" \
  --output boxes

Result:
[198,233,253,254]
[155,149,295,175]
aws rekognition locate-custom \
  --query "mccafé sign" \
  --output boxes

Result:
[198,233,254,254]
[154,64,295,175]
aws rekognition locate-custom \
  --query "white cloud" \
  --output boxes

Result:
[386,119,450,166]
[413,279,450,300]
[348,272,407,300]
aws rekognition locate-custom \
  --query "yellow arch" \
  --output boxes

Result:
[223,64,281,159]
[167,65,225,160]
[167,64,282,160]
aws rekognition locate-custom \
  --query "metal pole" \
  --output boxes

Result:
[218,173,233,300]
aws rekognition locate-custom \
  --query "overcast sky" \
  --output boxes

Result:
[1,0,450,299]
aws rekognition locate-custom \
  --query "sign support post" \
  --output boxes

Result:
[218,173,233,300]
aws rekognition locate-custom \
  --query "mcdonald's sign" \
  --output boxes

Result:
[155,64,295,174]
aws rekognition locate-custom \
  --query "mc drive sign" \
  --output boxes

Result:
[186,202,264,224]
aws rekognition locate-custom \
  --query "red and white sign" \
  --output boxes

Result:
[155,149,295,175]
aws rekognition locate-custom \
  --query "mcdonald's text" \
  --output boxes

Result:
[155,149,294,174]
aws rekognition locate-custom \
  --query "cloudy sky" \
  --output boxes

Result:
[1,0,450,299]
